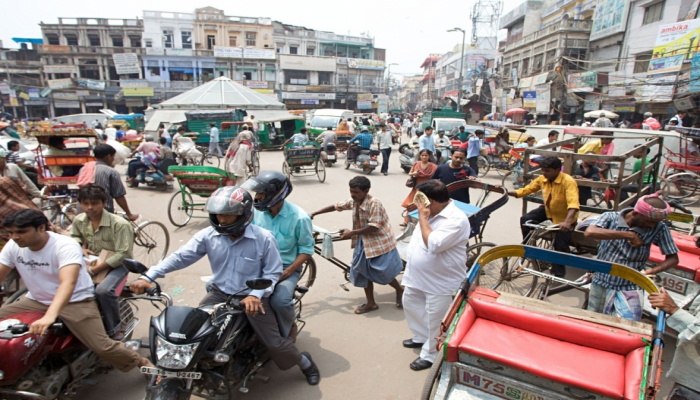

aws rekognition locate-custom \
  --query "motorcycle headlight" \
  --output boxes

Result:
[155,337,200,370]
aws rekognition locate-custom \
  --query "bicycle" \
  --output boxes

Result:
[41,195,78,230]
[195,144,222,169]
[116,212,170,268]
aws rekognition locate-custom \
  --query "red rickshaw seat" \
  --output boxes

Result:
[665,159,700,173]
[649,245,700,283]
[447,288,649,399]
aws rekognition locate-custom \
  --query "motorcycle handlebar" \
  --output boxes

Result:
[10,322,64,335]
[667,200,692,214]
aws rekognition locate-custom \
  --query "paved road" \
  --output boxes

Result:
[74,143,677,399]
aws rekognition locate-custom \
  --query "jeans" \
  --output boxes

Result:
[467,156,479,175]
[209,141,223,157]
[127,160,146,178]
[95,265,130,336]
[520,206,572,277]
[380,147,391,174]
[269,267,301,338]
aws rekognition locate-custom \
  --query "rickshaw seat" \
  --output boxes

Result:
[649,245,700,283]
[448,288,649,399]
[665,159,700,173]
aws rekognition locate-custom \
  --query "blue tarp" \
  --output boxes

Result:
[12,38,43,44]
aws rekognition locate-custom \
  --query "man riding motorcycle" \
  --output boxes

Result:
[0,209,152,372]
[130,186,321,385]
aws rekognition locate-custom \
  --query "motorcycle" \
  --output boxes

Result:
[399,148,415,174]
[173,137,203,166]
[319,143,337,167]
[435,143,453,165]
[121,260,309,400]
[344,145,380,174]
[128,157,177,191]
[0,265,172,400]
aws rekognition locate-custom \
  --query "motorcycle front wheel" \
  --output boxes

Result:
[146,378,192,400]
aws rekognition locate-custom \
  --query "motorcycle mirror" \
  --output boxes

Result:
[123,259,148,274]
[246,278,273,290]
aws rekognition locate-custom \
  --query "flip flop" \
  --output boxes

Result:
[396,292,403,308]
[355,304,379,314]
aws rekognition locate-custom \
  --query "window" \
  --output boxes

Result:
[145,40,152,48]
[130,36,141,47]
[290,46,298,54]
[306,47,315,56]
[285,70,308,84]
[65,35,78,46]
[46,34,59,45]
[228,36,236,46]
[147,66,160,76]
[112,36,123,47]
[246,33,256,46]
[276,48,281,53]
[633,51,653,73]
[163,30,173,48]
[643,1,664,25]
[182,31,192,49]
[319,72,331,85]
[88,35,100,46]
[207,35,216,50]
[265,66,276,81]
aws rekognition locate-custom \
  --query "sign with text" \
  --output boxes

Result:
[282,92,336,100]
[112,53,140,75]
[650,19,700,74]
[522,91,536,107]
[119,79,149,88]
[590,0,630,41]
[48,78,73,90]
[28,88,39,99]
[214,47,276,59]
[43,65,78,74]
[0,83,9,94]
[245,81,268,89]
[568,71,597,92]
[641,75,676,101]
[347,58,385,70]
[76,79,105,91]
[357,101,373,109]
[40,45,70,53]
[123,87,154,97]
[691,53,700,92]
[535,85,550,113]
[357,93,373,102]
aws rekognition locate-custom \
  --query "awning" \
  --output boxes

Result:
[168,68,194,73]
[251,110,303,122]
[12,38,43,44]
[144,109,188,133]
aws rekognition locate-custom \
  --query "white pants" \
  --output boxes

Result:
[403,286,453,363]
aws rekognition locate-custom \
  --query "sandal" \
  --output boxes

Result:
[354,304,379,314]
[396,292,403,308]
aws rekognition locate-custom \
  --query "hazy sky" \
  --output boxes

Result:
[1,0,519,76]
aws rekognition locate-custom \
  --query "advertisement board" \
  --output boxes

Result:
[123,87,154,97]
[357,93,373,102]
[246,81,268,89]
[48,78,74,90]
[119,80,150,88]
[44,65,78,74]
[641,75,676,101]
[523,91,536,107]
[590,0,630,41]
[357,101,373,109]
[214,47,276,59]
[347,58,385,70]
[112,53,140,75]
[28,88,39,99]
[76,79,106,91]
[568,71,597,92]
[649,19,700,74]
[535,85,550,113]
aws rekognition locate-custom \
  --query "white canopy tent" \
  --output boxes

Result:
[145,77,286,133]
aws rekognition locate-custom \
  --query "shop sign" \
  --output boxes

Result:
[44,65,78,74]
[112,53,140,75]
[40,45,70,53]
[282,92,336,100]
[18,92,29,100]
[76,78,106,91]
[24,99,50,106]
[357,93,373,102]
[53,92,79,101]
[119,80,150,88]
[54,100,81,108]
[301,100,319,105]
[614,103,636,112]
[568,71,597,92]
[27,88,39,99]
[534,72,549,86]
[518,77,533,89]
[123,87,154,97]
[650,18,700,74]
[347,58,385,70]
[641,75,676,101]
[523,91,536,107]
[246,81,268,89]
[214,46,276,59]
[0,83,10,94]
[535,85,550,113]
[48,78,73,90]
[86,102,104,107]
[357,101,373,109]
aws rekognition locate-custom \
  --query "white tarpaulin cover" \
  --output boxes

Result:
[157,77,285,110]
[144,110,187,133]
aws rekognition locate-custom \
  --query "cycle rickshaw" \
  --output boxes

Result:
[282,142,326,183]
[661,126,700,206]
[166,165,236,227]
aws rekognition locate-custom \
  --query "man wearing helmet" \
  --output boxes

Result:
[129,186,320,385]
[242,171,313,342]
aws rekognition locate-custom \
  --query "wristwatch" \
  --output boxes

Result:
[88,267,96,277]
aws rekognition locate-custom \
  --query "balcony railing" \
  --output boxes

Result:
[39,45,146,55]
[502,20,592,53]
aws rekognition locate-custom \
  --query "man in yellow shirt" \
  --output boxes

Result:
[507,157,580,277]
[577,132,614,154]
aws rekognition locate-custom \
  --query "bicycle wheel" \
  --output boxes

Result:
[252,152,260,176]
[168,192,193,227]
[661,173,700,206]
[59,202,77,230]
[465,242,496,286]
[297,258,317,292]
[282,161,292,178]
[591,190,605,207]
[133,221,170,267]
[202,153,221,169]
[500,170,525,191]
[477,156,489,177]
[316,160,326,183]
[479,254,539,297]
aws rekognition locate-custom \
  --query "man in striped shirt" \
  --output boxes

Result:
[584,193,679,321]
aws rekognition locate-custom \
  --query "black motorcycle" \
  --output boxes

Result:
[122,260,309,400]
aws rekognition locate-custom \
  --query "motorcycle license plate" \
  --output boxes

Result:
[140,366,202,380]
[369,161,378,165]
[327,155,336,160]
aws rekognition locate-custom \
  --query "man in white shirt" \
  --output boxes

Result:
[684,137,700,166]
[402,180,470,371]
[209,123,223,157]
[536,130,559,150]
[375,123,393,175]
[0,209,152,372]
[346,118,356,133]
[593,113,614,128]
[104,124,117,141]
[674,111,688,127]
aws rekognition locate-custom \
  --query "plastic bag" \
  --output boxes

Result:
[321,233,334,259]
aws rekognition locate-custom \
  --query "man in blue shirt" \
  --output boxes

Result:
[431,148,478,204]
[130,186,320,385]
[419,127,436,155]
[284,127,310,148]
[242,171,313,342]
[347,127,373,161]
[463,130,485,175]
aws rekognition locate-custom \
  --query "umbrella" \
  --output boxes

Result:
[584,110,618,119]
[505,108,527,116]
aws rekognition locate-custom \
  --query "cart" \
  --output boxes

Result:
[422,245,666,400]
[661,126,700,205]
[282,142,326,183]
[166,166,236,227]
[334,131,353,156]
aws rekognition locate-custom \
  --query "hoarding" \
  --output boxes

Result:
[214,47,276,59]
[535,85,550,113]
[590,0,631,41]
[523,91,536,107]
[568,71,597,92]
[112,53,141,75]
[649,19,700,74]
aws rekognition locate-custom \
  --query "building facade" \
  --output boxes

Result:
[0,44,46,119]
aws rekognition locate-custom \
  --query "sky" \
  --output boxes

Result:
[1,0,521,77]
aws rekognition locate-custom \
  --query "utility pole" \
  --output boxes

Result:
[238,46,245,83]
[448,28,466,110]
[557,31,569,124]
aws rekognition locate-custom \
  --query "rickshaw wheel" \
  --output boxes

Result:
[282,161,292,178]
[133,221,170,268]
[661,173,700,206]
[295,258,317,303]
[477,156,489,177]
[479,254,539,297]
[420,357,444,400]
[316,161,326,183]
[465,242,496,286]
[252,153,260,176]
[168,192,193,227]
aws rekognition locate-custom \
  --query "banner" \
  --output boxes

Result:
[518,77,533,89]
[213,47,276,59]
[568,71,597,92]
[641,75,676,101]
[76,78,105,91]
[535,85,550,113]
[357,101,373,109]
[347,58,385,70]
[112,53,140,75]
[27,88,39,99]
[534,72,549,86]
[357,93,373,102]
[691,53,700,92]
[523,91,536,107]
[245,81,268,89]
[123,87,154,97]
[650,19,700,74]
[590,0,631,41]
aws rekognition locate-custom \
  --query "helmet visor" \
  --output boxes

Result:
[205,187,250,215]
[240,178,269,203]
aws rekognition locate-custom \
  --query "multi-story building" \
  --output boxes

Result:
[0,42,47,119]
[273,21,386,110]
[419,54,440,107]
[398,75,422,112]
[39,17,145,115]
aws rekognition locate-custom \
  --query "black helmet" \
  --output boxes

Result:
[206,186,254,236]
[241,170,292,211]
[415,129,424,136]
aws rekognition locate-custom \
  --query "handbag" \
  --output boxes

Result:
[405,176,417,188]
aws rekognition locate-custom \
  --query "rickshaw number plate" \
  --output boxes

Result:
[659,273,688,295]
[455,364,560,400]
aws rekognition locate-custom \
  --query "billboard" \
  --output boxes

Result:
[214,47,276,59]
[568,71,597,92]
[112,53,141,75]
[523,91,536,107]
[590,0,630,41]
[347,58,385,70]
[649,19,700,74]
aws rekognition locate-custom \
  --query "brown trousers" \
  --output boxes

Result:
[0,297,142,372]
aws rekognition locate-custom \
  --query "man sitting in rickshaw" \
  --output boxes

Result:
[283,128,310,148]
[0,149,44,200]
[507,157,580,277]
[584,193,679,321]
[44,136,79,177]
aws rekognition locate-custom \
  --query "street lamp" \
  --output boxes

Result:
[238,46,245,82]
[447,28,466,110]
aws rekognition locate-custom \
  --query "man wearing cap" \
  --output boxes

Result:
[584,193,679,321]
[593,113,614,128]
[642,112,662,130]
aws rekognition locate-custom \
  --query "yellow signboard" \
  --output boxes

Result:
[123,87,154,97]
[649,19,700,74]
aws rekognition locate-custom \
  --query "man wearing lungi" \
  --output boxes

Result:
[311,176,403,314]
